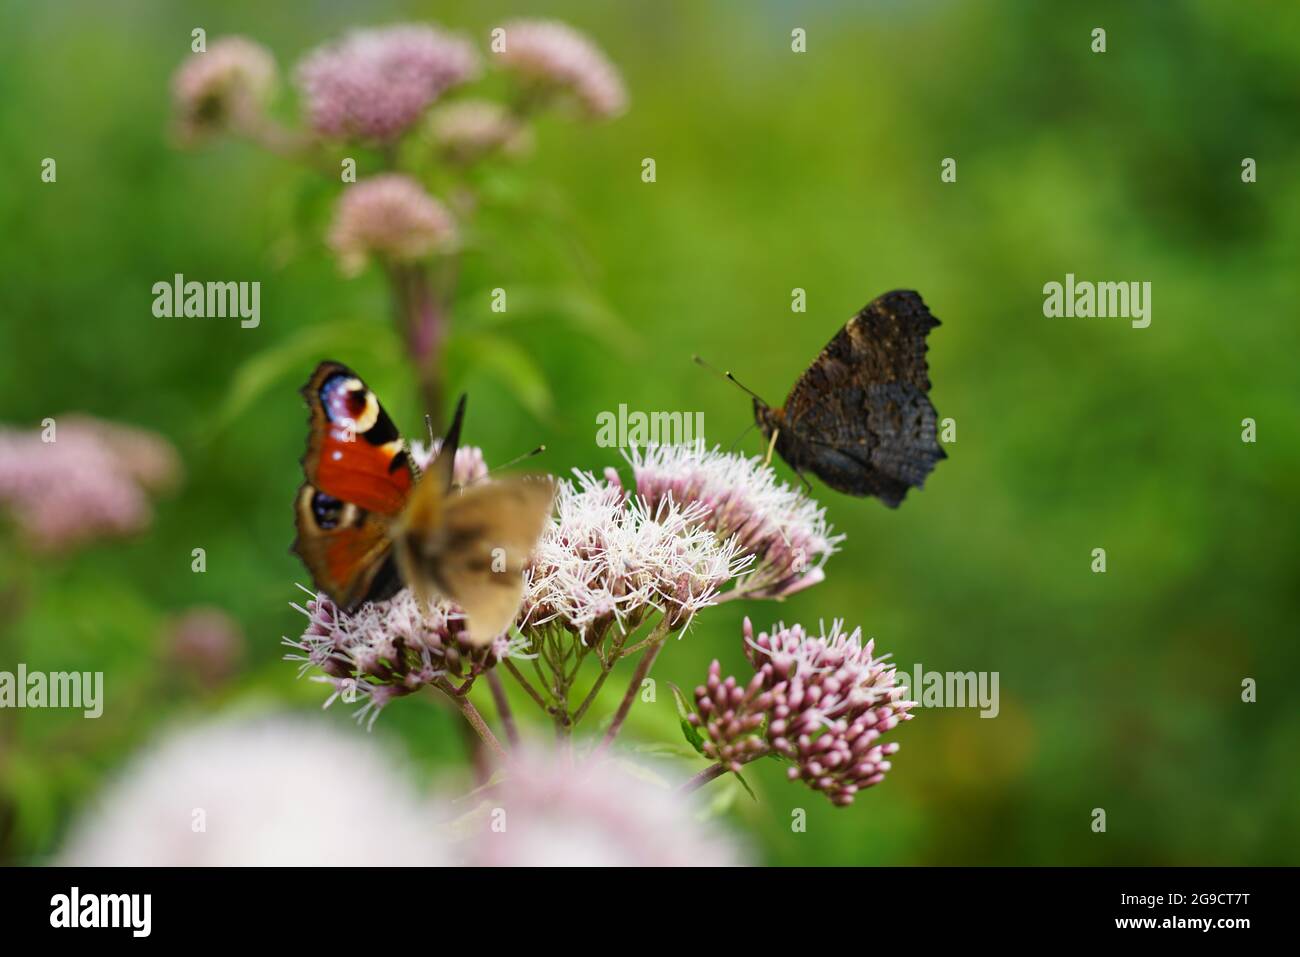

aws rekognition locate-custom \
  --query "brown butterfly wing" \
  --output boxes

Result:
[393,474,555,646]
[294,361,414,610]
[293,483,402,610]
[776,290,945,506]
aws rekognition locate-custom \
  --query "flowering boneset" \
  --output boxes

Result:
[165,607,246,689]
[690,618,915,806]
[163,16,918,866]
[296,24,480,142]
[0,416,178,553]
[495,19,628,119]
[519,469,751,641]
[625,442,841,599]
[171,18,627,423]
[328,174,458,276]
[171,36,277,144]
[429,99,532,164]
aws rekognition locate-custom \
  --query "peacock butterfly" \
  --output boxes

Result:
[292,361,554,645]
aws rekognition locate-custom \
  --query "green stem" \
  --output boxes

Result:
[503,658,550,713]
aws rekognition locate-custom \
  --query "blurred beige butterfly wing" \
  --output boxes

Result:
[394,474,555,646]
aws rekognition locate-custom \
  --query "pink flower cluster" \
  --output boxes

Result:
[413,436,489,485]
[296,24,480,142]
[495,20,627,119]
[0,416,178,553]
[327,174,458,276]
[285,585,527,728]
[165,606,246,689]
[429,100,532,164]
[171,36,278,144]
[691,618,914,806]
[625,443,840,599]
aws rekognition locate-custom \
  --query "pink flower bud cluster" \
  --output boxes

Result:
[691,618,915,806]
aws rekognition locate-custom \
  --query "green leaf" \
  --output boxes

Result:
[667,681,694,721]
[454,284,640,357]
[679,718,706,756]
[626,741,708,760]
[733,770,758,802]
[667,682,707,755]
[208,317,400,434]
[450,331,554,422]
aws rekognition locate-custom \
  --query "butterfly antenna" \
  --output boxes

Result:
[425,414,436,448]
[726,421,757,453]
[693,355,768,406]
[465,445,547,486]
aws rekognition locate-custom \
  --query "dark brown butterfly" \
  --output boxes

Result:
[701,290,945,507]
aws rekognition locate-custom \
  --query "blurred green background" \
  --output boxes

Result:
[1,0,1298,866]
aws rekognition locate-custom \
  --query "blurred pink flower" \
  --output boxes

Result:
[171,36,278,144]
[461,745,745,866]
[411,437,489,486]
[429,99,532,164]
[297,24,480,142]
[0,416,179,553]
[495,20,627,120]
[59,716,446,866]
[327,174,457,276]
[624,443,840,599]
[691,618,914,806]
[166,607,246,689]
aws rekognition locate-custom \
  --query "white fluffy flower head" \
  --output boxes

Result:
[626,443,841,599]
[521,470,752,641]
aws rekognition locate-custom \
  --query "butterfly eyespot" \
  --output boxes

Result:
[311,490,344,530]
[321,374,380,434]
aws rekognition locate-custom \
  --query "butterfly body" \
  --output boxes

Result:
[754,289,946,507]
[293,361,552,645]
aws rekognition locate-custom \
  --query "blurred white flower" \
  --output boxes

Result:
[58,716,446,866]
[460,745,745,866]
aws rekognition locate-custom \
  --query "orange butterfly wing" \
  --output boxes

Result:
[301,361,413,515]
[293,361,414,610]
